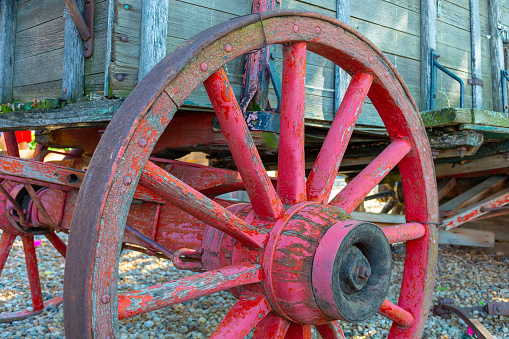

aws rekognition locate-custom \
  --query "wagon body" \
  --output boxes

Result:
[0,0,508,338]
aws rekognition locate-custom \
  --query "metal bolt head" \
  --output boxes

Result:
[293,25,299,33]
[120,35,128,42]
[138,138,147,147]
[316,26,321,34]
[225,44,232,52]
[201,63,208,71]
[116,73,124,82]
[101,294,110,304]
[357,265,372,280]
[124,4,130,10]
[369,56,374,62]
[123,176,132,186]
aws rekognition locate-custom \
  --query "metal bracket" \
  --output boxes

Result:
[498,23,509,44]
[212,110,280,134]
[433,298,495,339]
[64,0,94,58]
[501,70,509,113]
[430,50,465,110]
[468,78,484,86]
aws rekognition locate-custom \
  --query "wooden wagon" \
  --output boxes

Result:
[1,0,509,338]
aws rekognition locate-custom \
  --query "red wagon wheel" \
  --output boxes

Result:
[0,137,65,322]
[64,10,438,338]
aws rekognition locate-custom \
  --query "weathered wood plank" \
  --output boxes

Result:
[13,48,64,87]
[334,0,351,115]
[471,0,483,108]
[13,80,62,102]
[488,0,505,112]
[16,0,63,32]
[439,175,508,211]
[438,228,495,247]
[103,0,114,96]
[0,0,17,104]
[420,0,437,110]
[14,17,65,61]
[138,0,169,80]
[62,0,85,101]
[0,99,122,131]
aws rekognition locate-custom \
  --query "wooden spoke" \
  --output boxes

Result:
[21,235,44,311]
[307,73,373,203]
[210,291,271,338]
[383,222,426,244]
[204,68,284,221]
[45,232,67,258]
[140,161,267,249]
[315,321,346,339]
[118,263,261,319]
[285,323,312,339]
[330,139,412,213]
[277,42,307,205]
[0,232,16,274]
[378,299,414,328]
[253,312,290,339]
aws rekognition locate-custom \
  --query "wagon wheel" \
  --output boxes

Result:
[64,10,438,338]
[0,136,65,322]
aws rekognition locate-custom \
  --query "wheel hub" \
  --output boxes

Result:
[202,202,392,325]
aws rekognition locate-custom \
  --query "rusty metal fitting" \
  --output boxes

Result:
[116,74,125,82]
[457,146,467,158]
[120,35,128,42]
[101,294,110,304]
[172,248,204,271]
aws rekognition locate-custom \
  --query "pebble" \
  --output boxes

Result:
[1,233,508,338]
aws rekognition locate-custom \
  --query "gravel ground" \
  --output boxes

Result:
[0,231,508,338]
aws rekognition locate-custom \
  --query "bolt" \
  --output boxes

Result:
[124,4,130,10]
[123,176,132,186]
[457,146,467,158]
[494,304,503,314]
[316,26,321,34]
[357,265,371,280]
[293,25,299,33]
[116,74,124,82]
[225,44,232,52]
[201,63,208,71]
[101,294,110,304]
[120,35,128,42]
[138,138,147,147]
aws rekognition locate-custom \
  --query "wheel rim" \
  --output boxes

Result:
[64,10,438,339]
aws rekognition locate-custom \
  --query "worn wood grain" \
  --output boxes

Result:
[62,0,85,101]
[489,0,505,112]
[14,17,65,61]
[471,0,483,108]
[335,0,350,115]
[103,0,114,96]
[138,0,169,80]
[16,0,63,32]
[0,0,17,104]
[420,0,437,110]
[13,48,64,88]
[13,80,62,102]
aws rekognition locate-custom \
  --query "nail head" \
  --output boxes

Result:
[201,63,208,71]
[116,74,124,82]
[101,294,110,304]
[316,26,321,34]
[124,4,130,10]
[123,176,132,186]
[120,35,128,42]
[138,138,147,147]
[293,25,299,33]
[225,44,232,52]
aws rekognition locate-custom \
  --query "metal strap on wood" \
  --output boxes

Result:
[64,0,94,58]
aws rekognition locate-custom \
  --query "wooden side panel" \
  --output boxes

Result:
[12,0,65,101]
[84,0,109,96]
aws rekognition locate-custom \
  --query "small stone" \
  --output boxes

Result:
[179,326,189,334]
[143,320,154,329]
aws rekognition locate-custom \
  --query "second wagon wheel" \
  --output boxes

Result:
[64,10,438,339]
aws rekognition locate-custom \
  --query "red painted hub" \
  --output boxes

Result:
[203,203,391,325]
